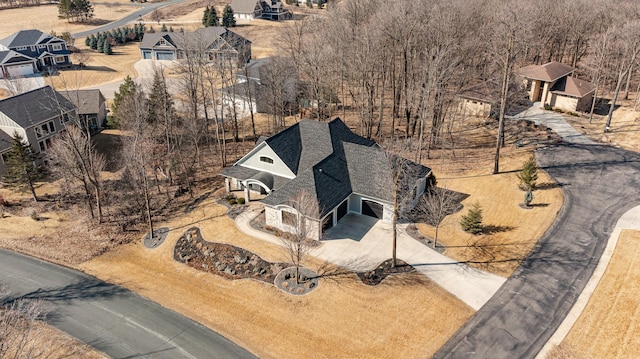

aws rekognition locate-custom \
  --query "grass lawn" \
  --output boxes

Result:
[554,230,640,358]
[79,197,474,359]
[0,3,137,39]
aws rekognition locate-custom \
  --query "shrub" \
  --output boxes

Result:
[30,210,38,221]
[237,197,245,205]
[229,198,237,205]
[517,155,538,191]
[460,202,483,234]
[553,108,564,113]
[544,104,553,111]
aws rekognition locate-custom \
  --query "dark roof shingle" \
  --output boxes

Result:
[0,86,76,128]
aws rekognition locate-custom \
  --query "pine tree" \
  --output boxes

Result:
[202,6,210,26]
[110,76,137,128]
[102,40,112,55]
[2,132,42,202]
[169,26,174,32]
[85,36,90,46]
[161,23,168,32]
[208,6,219,26]
[89,34,97,50]
[517,155,538,191]
[96,36,104,52]
[148,26,155,33]
[222,5,236,27]
[460,202,483,234]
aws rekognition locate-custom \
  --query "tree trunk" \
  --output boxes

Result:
[605,70,625,132]
[494,35,513,174]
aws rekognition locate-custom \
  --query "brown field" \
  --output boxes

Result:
[0,3,137,39]
[80,197,473,359]
[555,230,640,358]
[565,96,640,152]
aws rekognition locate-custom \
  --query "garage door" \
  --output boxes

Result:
[7,64,33,78]
[361,200,383,219]
[156,52,174,60]
[337,200,348,221]
[142,51,151,59]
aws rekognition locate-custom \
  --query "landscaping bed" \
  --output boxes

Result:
[357,259,416,286]
[174,227,288,283]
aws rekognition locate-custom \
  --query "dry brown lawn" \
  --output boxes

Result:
[48,42,142,90]
[554,230,640,358]
[80,197,473,359]
[565,96,640,152]
[0,3,137,39]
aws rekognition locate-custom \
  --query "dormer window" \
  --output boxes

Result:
[159,39,166,46]
[260,156,274,164]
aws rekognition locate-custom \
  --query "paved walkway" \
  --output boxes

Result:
[509,102,595,145]
[236,208,505,311]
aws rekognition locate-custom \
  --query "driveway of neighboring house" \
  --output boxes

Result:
[509,102,595,145]
[435,106,640,358]
[236,208,506,311]
[0,74,45,95]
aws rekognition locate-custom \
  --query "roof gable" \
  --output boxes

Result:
[0,50,34,64]
[0,30,58,48]
[0,86,76,128]
[518,61,575,82]
[551,76,596,98]
[60,89,105,114]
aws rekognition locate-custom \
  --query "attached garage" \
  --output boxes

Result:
[361,199,384,219]
[6,63,34,78]
[155,52,174,60]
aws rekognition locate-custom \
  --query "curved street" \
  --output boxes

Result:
[435,142,640,358]
[0,249,257,359]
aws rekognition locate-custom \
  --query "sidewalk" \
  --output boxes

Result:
[236,206,505,311]
[509,102,595,145]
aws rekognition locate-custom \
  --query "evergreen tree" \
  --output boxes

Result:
[222,5,236,27]
[85,36,90,46]
[169,26,174,32]
[207,6,219,26]
[517,155,538,191]
[89,34,97,50]
[96,36,104,52]
[202,6,210,26]
[147,71,175,125]
[102,40,112,55]
[110,76,137,128]
[2,132,42,202]
[148,26,155,33]
[460,202,483,234]
[161,23,167,32]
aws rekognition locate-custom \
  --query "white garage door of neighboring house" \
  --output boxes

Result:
[7,64,33,78]
[156,52,174,60]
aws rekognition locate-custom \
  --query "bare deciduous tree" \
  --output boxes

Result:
[417,186,459,248]
[280,189,319,283]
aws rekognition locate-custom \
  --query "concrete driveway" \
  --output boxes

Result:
[237,209,505,311]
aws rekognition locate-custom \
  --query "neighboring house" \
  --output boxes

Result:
[0,50,38,79]
[0,129,13,175]
[0,86,77,173]
[221,118,431,240]
[139,27,252,67]
[231,0,292,21]
[518,61,596,112]
[0,29,72,77]
[61,89,107,132]
[457,80,501,118]
[222,58,299,115]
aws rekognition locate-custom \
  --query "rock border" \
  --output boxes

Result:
[143,227,169,249]
[274,267,319,295]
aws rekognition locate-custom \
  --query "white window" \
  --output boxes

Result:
[53,44,62,51]
[35,121,55,138]
[260,156,274,164]
[159,39,166,46]
[38,45,46,49]
[54,56,65,64]
[16,46,27,50]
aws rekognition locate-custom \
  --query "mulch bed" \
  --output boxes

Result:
[174,227,288,284]
[143,227,169,249]
[174,227,418,289]
[357,259,416,286]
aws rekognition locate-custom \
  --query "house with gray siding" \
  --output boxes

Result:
[61,89,107,132]
[139,27,251,68]
[221,118,431,240]
[0,29,71,78]
[0,86,77,174]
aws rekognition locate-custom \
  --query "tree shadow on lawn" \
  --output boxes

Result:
[315,257,430,287]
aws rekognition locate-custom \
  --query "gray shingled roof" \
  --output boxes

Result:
[140,27,249,51]
[224,118,431,219]
[0,130,13,153]
[0,50,34,65]
[0,86,76,128]
[60,89,105,115]
[230,0,259,14]
[220,165,289,190]
[0,29,57,48]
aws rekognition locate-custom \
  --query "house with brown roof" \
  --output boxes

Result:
[221,118,431,240]
[518,61,596,112]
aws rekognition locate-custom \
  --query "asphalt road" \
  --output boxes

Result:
[0,249,257,359]
[434,143,640,358]
[72,0,186,39]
